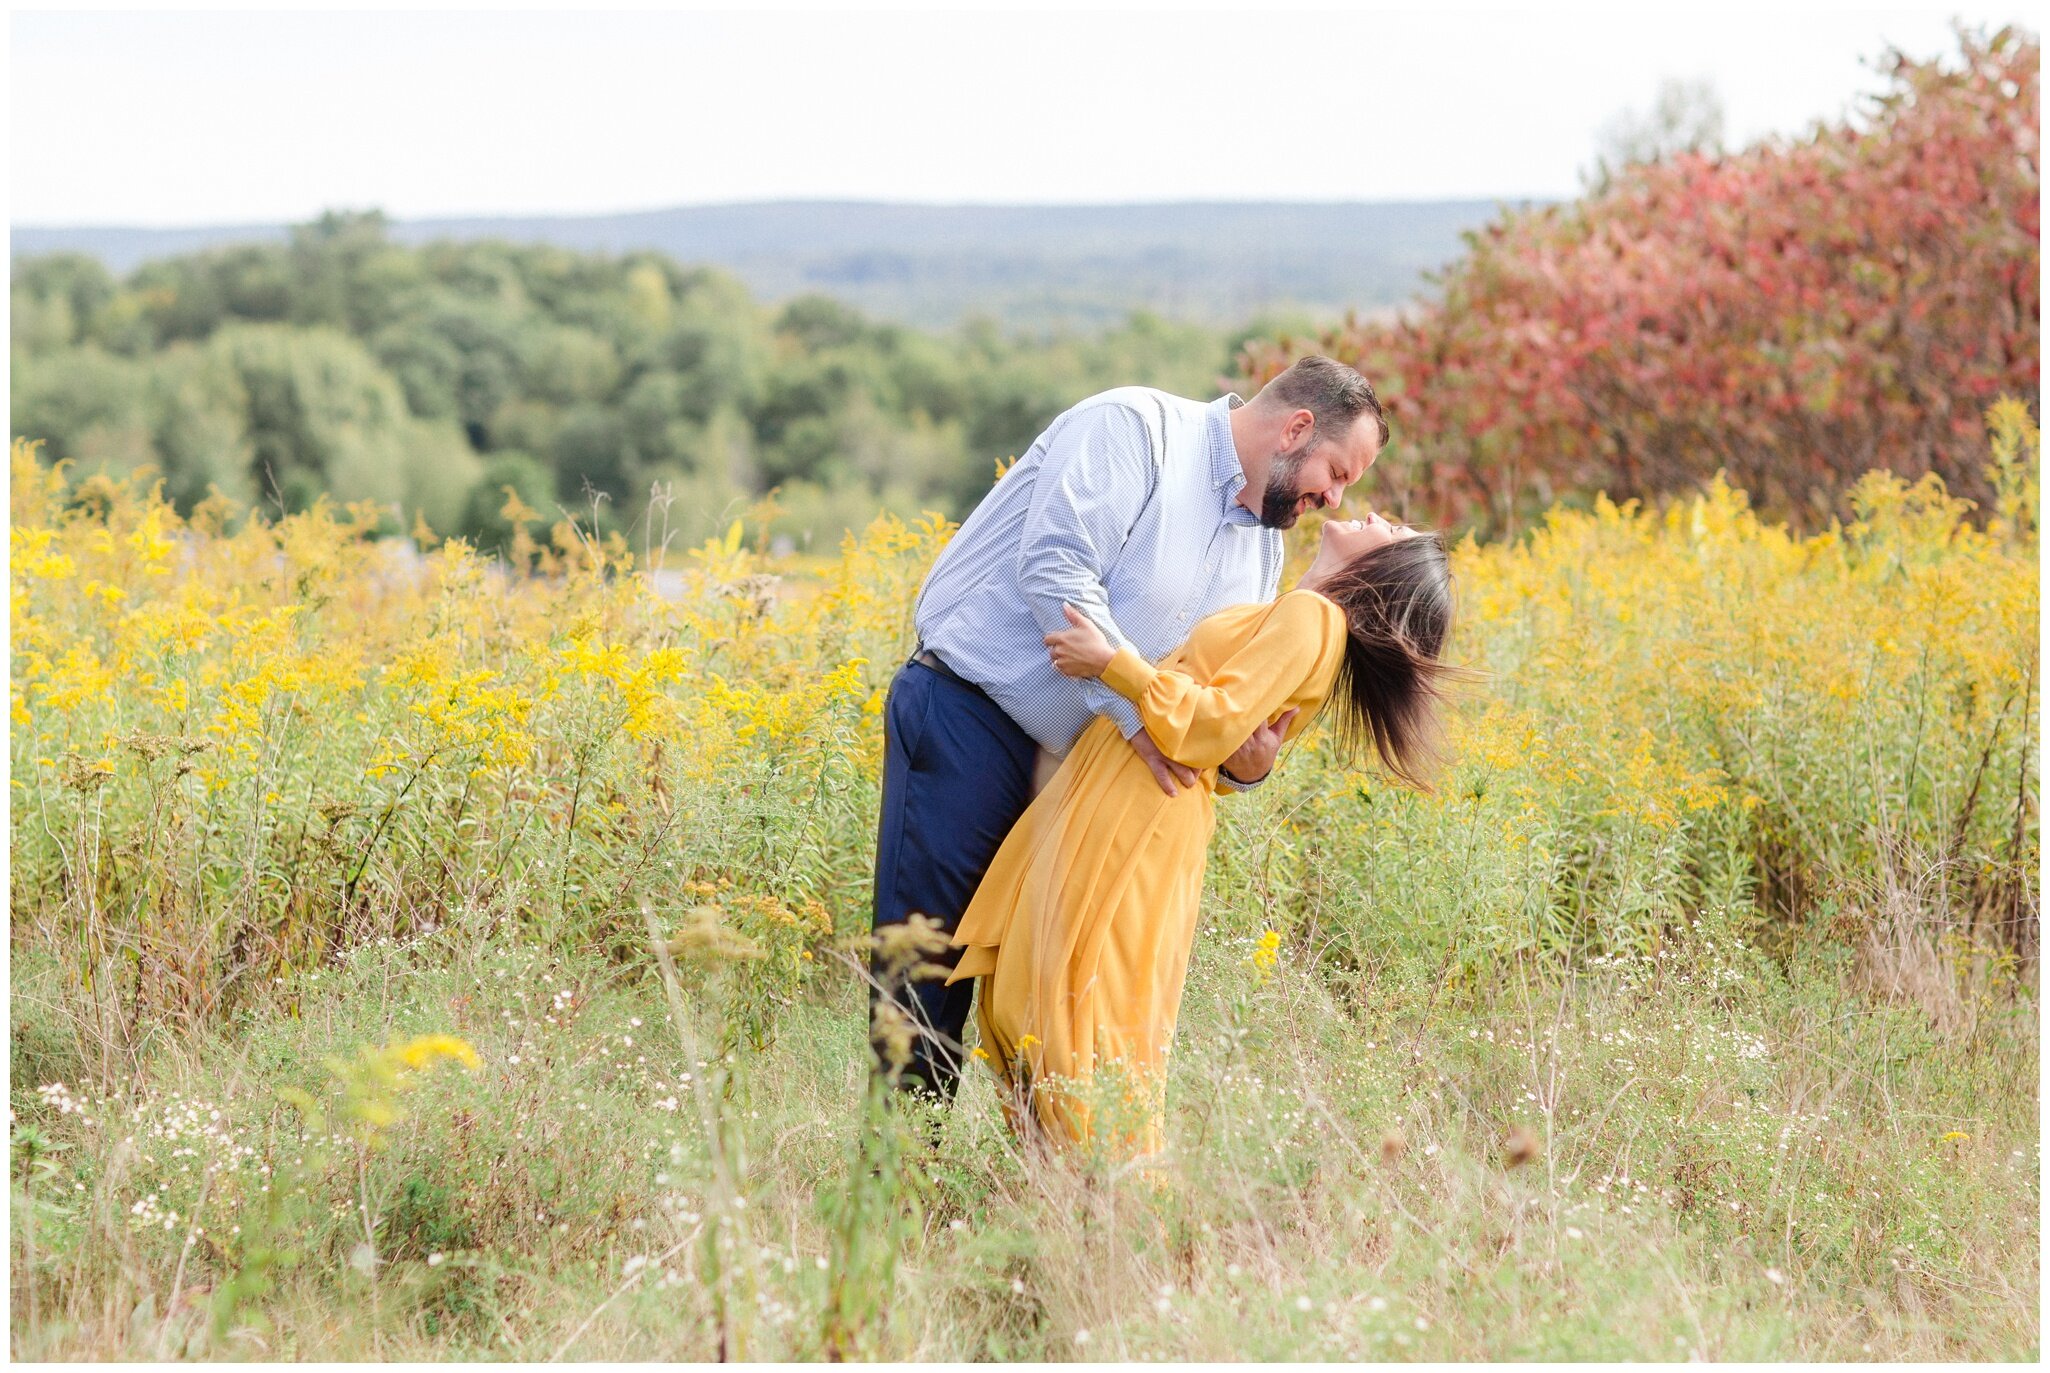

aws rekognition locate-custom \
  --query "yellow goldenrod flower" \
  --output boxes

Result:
[395,1034,484,1072]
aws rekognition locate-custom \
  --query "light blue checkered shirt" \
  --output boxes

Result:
[913,387,1283,757]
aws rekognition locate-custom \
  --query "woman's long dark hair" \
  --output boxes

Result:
[1314,532,1469,792]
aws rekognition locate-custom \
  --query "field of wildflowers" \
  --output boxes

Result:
[8,406,2039,1360]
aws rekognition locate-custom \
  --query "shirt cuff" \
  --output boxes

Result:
[1217,764,1270,792]
[1100,645,1154,703]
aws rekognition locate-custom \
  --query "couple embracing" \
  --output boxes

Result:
[869,356,1458,1160]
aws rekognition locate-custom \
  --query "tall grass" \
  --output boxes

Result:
[9,405,2039,1359]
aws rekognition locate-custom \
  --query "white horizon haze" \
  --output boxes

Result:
[10,6,2028,228]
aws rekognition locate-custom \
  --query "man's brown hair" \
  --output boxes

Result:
[1256,355,1389,451]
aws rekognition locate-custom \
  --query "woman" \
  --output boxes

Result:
[947,512,1461,1158]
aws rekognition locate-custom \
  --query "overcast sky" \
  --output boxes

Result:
[10,5,2027,226]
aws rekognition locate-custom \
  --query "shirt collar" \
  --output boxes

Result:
[1210,392,1261,526]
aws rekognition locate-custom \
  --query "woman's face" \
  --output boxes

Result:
[1319,512,1420,561]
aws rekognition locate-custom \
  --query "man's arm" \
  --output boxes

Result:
[1013,402,1156,741]
[1016,404,1204,795]
[1215,707,1297,795]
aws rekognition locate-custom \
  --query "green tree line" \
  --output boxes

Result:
[12,211,1292,552]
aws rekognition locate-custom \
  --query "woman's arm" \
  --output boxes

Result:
[1097,591,1339,770]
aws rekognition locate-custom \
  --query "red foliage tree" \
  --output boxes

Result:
[1242,27,2040,536]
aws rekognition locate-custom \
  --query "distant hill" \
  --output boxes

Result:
[11,199,1525,330]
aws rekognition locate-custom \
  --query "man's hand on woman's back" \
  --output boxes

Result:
[1125,705,1296,796]
[1222,707,1296,786]
[1127,729,1200,795]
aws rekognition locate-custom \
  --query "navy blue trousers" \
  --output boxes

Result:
[869,655,1037,1101]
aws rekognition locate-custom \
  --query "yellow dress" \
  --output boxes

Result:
[948,588,1347,1155]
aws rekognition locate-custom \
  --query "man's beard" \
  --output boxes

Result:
[1259,443,1315,530]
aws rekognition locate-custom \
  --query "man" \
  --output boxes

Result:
[869,355,1388,1102]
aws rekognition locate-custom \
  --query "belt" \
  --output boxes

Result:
[910,646,1029,743]
[912,645,980,694]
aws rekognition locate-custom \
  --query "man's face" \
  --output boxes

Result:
[1258,415,1379,530]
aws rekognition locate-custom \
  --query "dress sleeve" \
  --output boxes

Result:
[1098,590,1342,770]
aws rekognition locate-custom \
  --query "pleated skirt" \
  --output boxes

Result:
[949,714,1217,1154]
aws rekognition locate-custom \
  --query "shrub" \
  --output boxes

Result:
[1242,27,2040,537]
